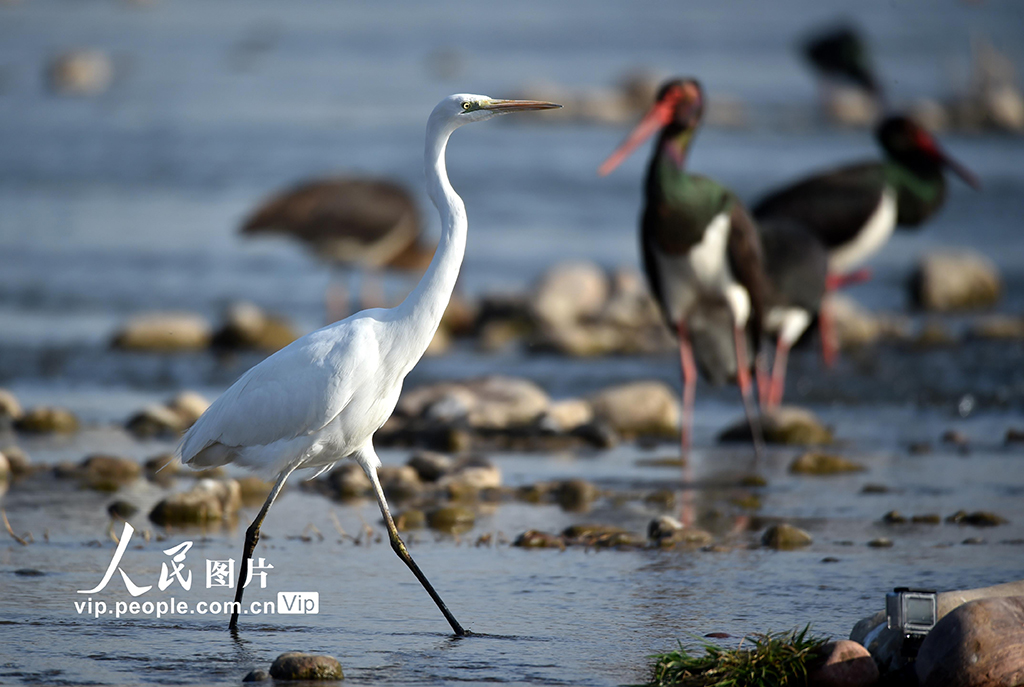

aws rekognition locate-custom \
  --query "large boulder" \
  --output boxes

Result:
[915,597,1024,687]
[589,381,679,437]
[112,312,211,351]
[911,250,1002,312]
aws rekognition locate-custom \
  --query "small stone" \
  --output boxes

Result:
[860,483,889,494]
[530,260,609,330]
[882,510,907,524]
[325,463,371,499]
[572,420,620,449]
[911,249,1002,312]
[946,510,1007,527]
[912,514,941,525]
[111,312,212,351]
[378,465,421,501]
[556,479,599,511]
[212,302,297,353]
[807,639,879,687]
[538,398,594,433]
[589,381,679,438]
[79,454,142,491]
[406,451,453,482]
[443,456,500,490]
[107,500,139,520]
[15,406,79,434]
[165,391,209,428]
[915,597,1024,687]
[1,446,30,476]
[426,505,475,534]
[242,668,270,682]
[464,376,549,429]
[149,479,242,526]
[513,530,565,549]
[790,452,865,475]
[761,523,812,550]
[720,405,832,446]
[14,568,44,576]
[125,404,186,439]
[867,537,893,548]
[962,536,986,545]
[394,509,425,531]
[268,652,344,681]
[48,50,114,96]
[0,389,23,420]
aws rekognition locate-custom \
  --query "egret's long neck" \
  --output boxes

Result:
[391,117,466,370]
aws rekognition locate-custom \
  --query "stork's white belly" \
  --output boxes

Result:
[766,306,812,347]
[829,186,897,275]
[653,212,751,327]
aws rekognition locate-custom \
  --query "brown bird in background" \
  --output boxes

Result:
[240,177,434,321]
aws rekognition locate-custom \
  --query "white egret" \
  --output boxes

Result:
[178,94,560,635]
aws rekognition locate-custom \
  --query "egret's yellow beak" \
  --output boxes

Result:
[480,99,562,113]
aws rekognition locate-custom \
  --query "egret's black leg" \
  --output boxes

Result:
[366,464,467,636]
[229,464,297,632]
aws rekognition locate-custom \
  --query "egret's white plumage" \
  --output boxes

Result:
[178,93,559,635]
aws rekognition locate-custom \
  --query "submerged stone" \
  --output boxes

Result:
[946,510,1008,527]
[426,505,475,534]
[720,406,832,446]
[556,479,599,511]
[268,652,344,681]
[588,381,679,438]
[790,452,865,475]
[761,523,812,550]
[513,530,565,549]
[107,500,139,520]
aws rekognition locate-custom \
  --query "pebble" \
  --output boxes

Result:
[165,391,210,428]
[807,639,879,687]
[946,510,1008,527]
[406,451,453,482]
[149,479,242,526]
[588,381,679,438]
[721,405,832,446]
[377,465,422,501]
[79,454,142,491]
[882,510,907,524]
[911,249,1002,312]
[15,406,79,434]
[268,652,344,681]
[211,302,297,353]
[125,404,186,439]
[426,505,475,534]
[556,479,599,512]
[111,312,212,351]
[761,523,812,550]
[513,530,565,549]
[867,538,893,548]
[789,452,865,475]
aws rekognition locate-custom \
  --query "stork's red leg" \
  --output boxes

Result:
[755,351,771,409]
[767,338,791,410]
[734,326,766,464]
[676,320,697,527]
[819,296,837,368]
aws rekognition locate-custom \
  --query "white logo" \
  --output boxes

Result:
[277,592,319,614]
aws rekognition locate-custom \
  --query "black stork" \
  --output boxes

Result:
[240,177,434,321]
[753,115,980,365]
[599,78,767,463]
[803,23,882,101]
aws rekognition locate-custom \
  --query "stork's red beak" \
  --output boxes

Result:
[915,130,981,190]
[598,96,678,176]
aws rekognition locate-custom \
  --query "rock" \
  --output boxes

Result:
[212,302,297,353]
[915,597,1024,687]
[324,463,371,499]
[720,406,832,446]
[144,452,179,476]
[589,381,679,438]
[14,406,79,434]
[0,389,23,420]
[538,398,594,433]
[237,476,274,505]
[530,261,609,329]
[761,523,812,550]
[48,50,114,96]
[394,509,426,531]
[562,523,643,548]
[807,639,879,687]
[882,510,908,524]
[824,87,879,127]
[860,483,889,494]
[79,454,142,491]
[107,500,139,520]
[441,456,501,490]
[556,479,599,511]
[913,514,942,525]
[242,668,270,682]
[823,293,909,349]
[1007,429,1024,445]
[149,479,242,526]
[867,537,893,548]
[426,505,475,533]
[125,404,186,439]
[377,465,421,501]
[165,391,209,428]
[915,320,957,348]
[111,312,212,351]
[946,510,1007,527]
[648,517,714,547]
[1,446,30,476]
[268,652,344,681]
[911,250,1002,312]
[513,530,565,549]
[790,452,865,475]
[970,315,1024,340]
[406,451,453,482]
[464,376,549,429]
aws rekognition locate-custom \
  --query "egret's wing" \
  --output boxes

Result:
[178,318,379,463]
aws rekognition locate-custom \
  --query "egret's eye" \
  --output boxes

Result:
[461,101,473,111]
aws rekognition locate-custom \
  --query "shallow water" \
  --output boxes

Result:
[2,0,1024,684]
